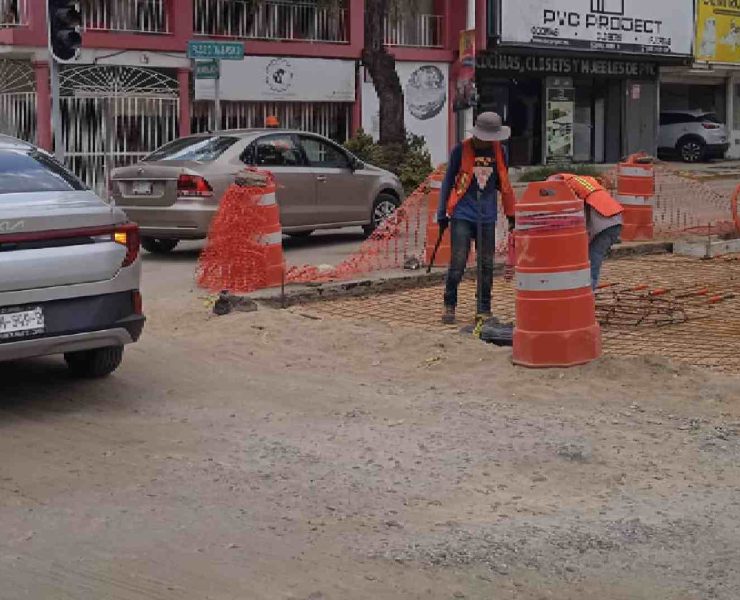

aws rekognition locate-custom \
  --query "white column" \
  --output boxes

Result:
[727,73,738,158]
[463,0,475,137]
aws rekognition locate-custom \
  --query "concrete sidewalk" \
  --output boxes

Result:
[252,240,673,307]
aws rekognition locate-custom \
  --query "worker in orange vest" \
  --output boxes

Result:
[548,174,624,289]
[437,112,517,324]
[265,115,280,128]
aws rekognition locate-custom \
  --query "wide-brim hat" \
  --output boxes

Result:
[472,111,511,142]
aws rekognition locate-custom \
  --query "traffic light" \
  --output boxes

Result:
[48,0,81,62]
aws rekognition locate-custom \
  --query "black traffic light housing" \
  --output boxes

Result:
[48,0,81,62]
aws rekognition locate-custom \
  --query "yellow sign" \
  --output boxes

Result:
[696,0,740,64]
[459,29,475,58]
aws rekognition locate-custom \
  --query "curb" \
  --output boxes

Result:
[610,241,673,258]
[251,241,673,308]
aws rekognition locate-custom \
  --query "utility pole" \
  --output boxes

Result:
[49,58,63,162]
[47,0,82,162]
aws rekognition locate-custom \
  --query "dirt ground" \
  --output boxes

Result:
[2,295,740,600]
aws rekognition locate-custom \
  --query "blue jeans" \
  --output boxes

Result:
[444,219,495,313]
[589,225,622,290]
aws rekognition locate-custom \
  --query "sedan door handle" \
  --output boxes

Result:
[316,176,327,182]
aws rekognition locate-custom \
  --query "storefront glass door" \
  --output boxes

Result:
[573,82,594,162]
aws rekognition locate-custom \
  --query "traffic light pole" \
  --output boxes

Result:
[214,62,221,132]
[50,57,63,162]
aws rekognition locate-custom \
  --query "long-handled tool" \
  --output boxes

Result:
[426,226,446,274]
[473,186,485,338]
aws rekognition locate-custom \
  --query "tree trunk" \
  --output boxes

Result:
[362,0,405,145]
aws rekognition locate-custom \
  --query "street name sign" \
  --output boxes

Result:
[187,40,245,61]
[195,60,220,80]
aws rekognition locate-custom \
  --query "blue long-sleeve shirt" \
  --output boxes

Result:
[437,143,508,224]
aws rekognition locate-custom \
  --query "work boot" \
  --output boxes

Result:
[441,305,456,325]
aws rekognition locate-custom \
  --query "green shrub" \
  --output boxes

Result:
[517,164,605,183]
[344,129,433,194]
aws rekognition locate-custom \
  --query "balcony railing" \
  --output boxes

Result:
[81,0,170,34]
[384,14,443,48]
[0,0,27,28]
[195,0,348,43]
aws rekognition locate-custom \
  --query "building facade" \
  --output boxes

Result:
[477,0,695,166]
[661,0,740,158]
[0,0,462,192]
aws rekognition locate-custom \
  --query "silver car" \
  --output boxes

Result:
[0,135,144,378]
[111,129,405,253]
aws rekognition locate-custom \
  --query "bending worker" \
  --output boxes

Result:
[548,174,624,289]
[436,112,517,325]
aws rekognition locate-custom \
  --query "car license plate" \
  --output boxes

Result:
[132,181,153,196]
[0,307,44,339]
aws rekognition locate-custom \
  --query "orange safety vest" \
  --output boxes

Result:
[550,173,624,218]
[446,139,516,218]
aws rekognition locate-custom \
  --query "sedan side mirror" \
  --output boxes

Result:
[351,158,365,171]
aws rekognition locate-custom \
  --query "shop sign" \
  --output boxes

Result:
[194,57,356,103]
[696,0,740,64]
[454,29,477,112]
[477,53,658,79]
[495,0,694,56]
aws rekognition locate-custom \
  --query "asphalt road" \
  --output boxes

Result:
[140,228,366,305]
[2,214,740,599]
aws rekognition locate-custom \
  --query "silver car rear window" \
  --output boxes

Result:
[145,136,238,162]
[0,150,87,195]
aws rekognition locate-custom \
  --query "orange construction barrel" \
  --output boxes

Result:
[512,181,601,368]
[617,153,655,241]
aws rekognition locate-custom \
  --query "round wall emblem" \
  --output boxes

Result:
[266,58,294,93]
[405,65,446,121]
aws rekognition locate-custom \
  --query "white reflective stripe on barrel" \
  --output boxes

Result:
[619,166,653,178]
[515,210,585,231]
[258,231,283,246]
[257,192,277,206]
[516,209,585,218]
[516,219,586,231]
[517,268,592,292]
[430,180,442,189]
[617,194,654,206]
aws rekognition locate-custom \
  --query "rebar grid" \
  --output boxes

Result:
[308,254,740,373]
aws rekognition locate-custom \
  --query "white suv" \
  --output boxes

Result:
[0,135,144,377]
[658,110,729,162]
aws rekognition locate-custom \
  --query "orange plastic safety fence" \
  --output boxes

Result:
[286,168,512,285]
[652,164,737,237]
[197,162,739,292]
[196,183,272,293]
